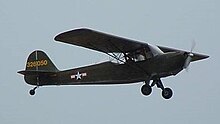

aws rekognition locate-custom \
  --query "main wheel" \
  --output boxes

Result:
[141,85,152,96]
[29,89,35,96]
[162,88,173,99]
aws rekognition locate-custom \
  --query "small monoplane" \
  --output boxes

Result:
[18,28,209,99]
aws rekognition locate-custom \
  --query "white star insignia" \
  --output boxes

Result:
[76,72,82,80]
[71,71,87,80]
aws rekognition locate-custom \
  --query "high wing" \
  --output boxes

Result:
[54,28,149,54]
[54,28,209,62]
[158,46,209,62]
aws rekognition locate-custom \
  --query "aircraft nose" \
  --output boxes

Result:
[183,52,209,62]
[199,54,209,60]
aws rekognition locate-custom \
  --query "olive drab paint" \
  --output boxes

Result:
[25,50,58,72]
[17,28,209,99]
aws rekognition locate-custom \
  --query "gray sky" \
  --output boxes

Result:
[0,0,219,123]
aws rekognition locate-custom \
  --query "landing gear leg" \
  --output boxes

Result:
[154,79,173,99]
[29,86,38,96]
[155,79,164,90]
[29,76,40,96]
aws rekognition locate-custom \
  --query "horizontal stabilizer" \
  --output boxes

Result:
[17,70,57,76]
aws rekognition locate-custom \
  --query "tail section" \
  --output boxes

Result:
[18,50,59,86]
[25,50,58,72]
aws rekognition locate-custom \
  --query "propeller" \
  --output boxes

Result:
[183,40,196,70]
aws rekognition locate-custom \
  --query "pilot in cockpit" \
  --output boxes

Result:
[136,47,154,61]
[125,47,154,62]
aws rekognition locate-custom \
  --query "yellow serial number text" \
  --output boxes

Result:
[27,60,48,68]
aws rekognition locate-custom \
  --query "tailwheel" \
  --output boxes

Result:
[162,88,173,99]
[141,84,152,96]
[29,89,35,95]
[29,87,38,96]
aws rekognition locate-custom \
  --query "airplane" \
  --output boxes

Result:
[17,28,209,99]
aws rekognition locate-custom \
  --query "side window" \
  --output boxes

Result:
[125,47,154,63]
[145,51,153,59]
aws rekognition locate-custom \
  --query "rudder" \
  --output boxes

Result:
[25,50,58,72]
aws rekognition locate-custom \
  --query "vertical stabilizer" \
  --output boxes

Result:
[17,50,59,86]
[25,50,58,72]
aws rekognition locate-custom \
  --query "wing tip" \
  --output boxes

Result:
[54,27,92,41]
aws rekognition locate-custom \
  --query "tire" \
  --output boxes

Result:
[29,89,35,96]
[162,88,173,99]
[141,85,152,96]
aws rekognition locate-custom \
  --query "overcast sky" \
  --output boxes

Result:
[0,0,219,124]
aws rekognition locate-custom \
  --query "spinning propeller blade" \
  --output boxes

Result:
[183,40,196,70]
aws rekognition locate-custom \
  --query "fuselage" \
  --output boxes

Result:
[25,52,186,86]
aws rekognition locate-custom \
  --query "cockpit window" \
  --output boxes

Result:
[109,45,164,64]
